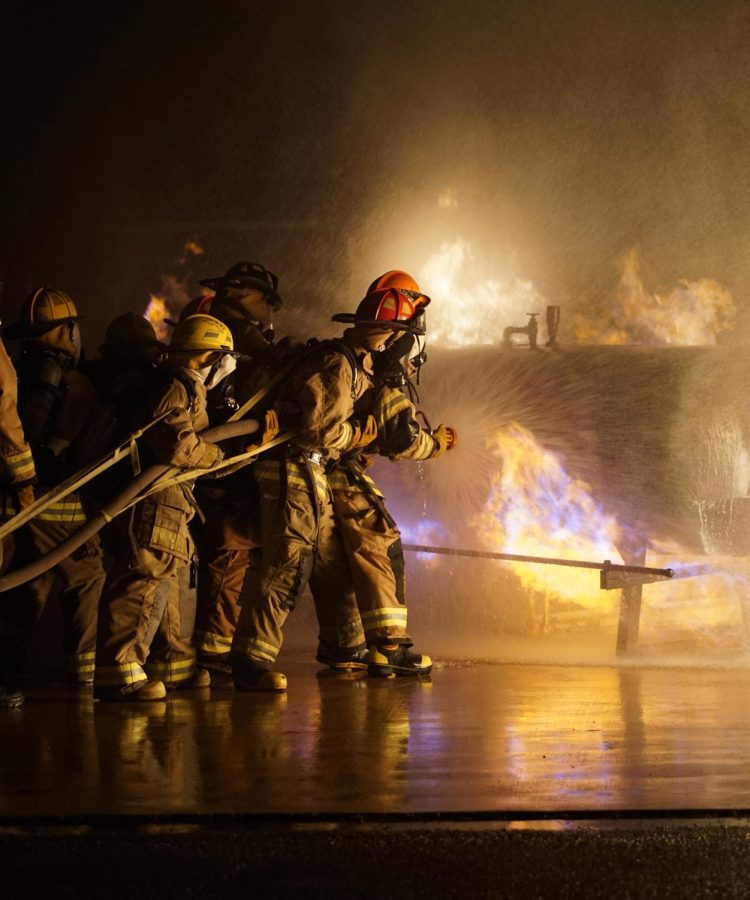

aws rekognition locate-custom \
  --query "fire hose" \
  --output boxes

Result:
[0,418,269,593]
[0,363,291,545]
[0,408,177,542]
[402,543,676,590]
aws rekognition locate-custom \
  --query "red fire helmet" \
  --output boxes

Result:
[332,288,426,334]
[366,270,431,310]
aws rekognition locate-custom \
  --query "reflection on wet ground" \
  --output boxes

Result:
[2,659,750,818]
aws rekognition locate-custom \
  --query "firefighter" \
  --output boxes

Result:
[81,312,167,490]
[190,263,284,673]
[0,330,36,708]
[320,271,458,676]
[0,287,105,691]
[93,314,240,701]
[229,283,432,692]
[86,311,166,398]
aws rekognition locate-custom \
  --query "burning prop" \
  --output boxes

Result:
[419,239,736,349]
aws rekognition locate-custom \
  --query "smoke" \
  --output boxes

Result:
[3,0,750,336]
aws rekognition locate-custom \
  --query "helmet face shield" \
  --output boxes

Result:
[400,289,431,309]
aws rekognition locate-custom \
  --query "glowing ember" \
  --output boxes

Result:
[574,247,736,346]
[183,240,204,257]
[418,239,546,347]
[475,424,623,611]
[144,294,170,342]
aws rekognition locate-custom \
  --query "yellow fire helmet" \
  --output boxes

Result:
[168,314,237,355]
[6,286,81,339]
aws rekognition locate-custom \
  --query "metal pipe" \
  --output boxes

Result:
[401,543,674,578]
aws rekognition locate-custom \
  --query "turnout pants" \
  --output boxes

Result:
[0,520,103,679]
[94,517,197,689]
[231,461,364,670]
[193,496,260,660]
[329,484,410,644]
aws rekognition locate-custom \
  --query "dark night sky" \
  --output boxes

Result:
[1,0,749,339]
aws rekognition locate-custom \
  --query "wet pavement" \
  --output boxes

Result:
[5,658,750,898]
[3,658,750,819]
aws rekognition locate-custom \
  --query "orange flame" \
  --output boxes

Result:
[475,425,623,613]
[470,425,747,644]
[418,239,545,347]
[418,237,735,348]
[144,294,171,342]
[574,247,736,346]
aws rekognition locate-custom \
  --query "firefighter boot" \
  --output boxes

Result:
[367,644,432,678]
[232,657,287,693]
[95,680,167,701]
[315,641,368,671]
[168,668,211,690]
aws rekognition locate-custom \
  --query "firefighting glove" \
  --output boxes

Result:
[431,424,458,458]
[11,484,35,510]
[349,415,378,450]
[246,410,280,453]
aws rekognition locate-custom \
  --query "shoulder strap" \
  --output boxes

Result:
[311,339,361,399]
[170,370,199,413]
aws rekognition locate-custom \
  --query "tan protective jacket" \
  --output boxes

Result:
[132,368,223,560]
[327,385,441,495]
[0,340,35,487]
[255,334,374,493]
[290,335,374,458]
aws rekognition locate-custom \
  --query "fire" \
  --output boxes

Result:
[417,238,735,348]
[573,247,736,346]
[142,273,197,339]
[144,294,170,342]
[418,239,546,347]
[470,424,747,643]
[475,424,623,612]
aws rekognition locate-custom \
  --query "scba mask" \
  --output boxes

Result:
[411,331,427,371]
[378,329,427,389]
[199,352,237,390]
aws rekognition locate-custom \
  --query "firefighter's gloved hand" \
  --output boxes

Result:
[245,410,280,453]
[14,484,35,510]
[432,424,458,457]
[261,409,280,445]
[349,415,378,449]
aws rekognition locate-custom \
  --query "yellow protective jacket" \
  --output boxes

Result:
[0,340,35,488]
